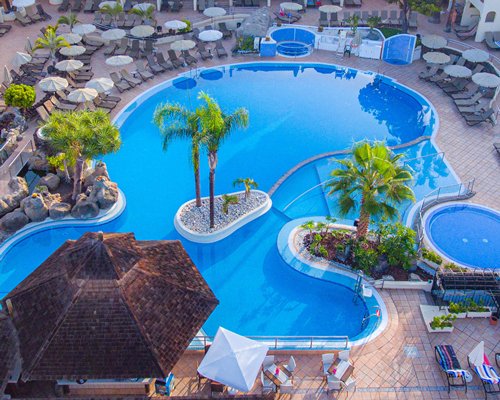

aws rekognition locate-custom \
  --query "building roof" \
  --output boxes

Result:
[2,232,218,381]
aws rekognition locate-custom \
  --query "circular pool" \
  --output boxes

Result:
[271,27,315,57]
[424,203,500,269]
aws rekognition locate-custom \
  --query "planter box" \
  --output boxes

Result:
[420,257,441,271]
[413,46,422,61]
[447,310,467,319]
[467,309,492,318]
[420,305,455,333]
[428,323,454,333]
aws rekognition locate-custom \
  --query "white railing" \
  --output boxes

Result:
[2,137,36,179]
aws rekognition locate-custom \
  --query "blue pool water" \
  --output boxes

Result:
[425,204,500,269]
[271,28,315,57]
[0,63,441,340]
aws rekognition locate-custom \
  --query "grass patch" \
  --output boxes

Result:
[379,27,402,38]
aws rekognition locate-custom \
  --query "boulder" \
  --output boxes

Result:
[0,210,29,232]
[0,177,29,218]
[71,194,99,219]
[34,185,62,208]
[88,176,119,209]
[49,202,71,220]
[21,193,49,222]
[39,173,61,191]
[84,161,110,188]
[28,150,49,172]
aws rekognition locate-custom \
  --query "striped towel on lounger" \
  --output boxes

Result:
[475,364,500,384]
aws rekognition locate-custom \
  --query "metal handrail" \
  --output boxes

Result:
[282,178,333,212]
[403,151,445,165]
[189,335,350,350]
[3,137,35,179]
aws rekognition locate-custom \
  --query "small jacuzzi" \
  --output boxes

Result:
[271,27,315,57]
[424,203,500,269]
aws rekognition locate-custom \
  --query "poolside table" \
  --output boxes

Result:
[264,364,288,387]
[328,358,354,383]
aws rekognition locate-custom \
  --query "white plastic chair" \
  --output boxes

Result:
[327,375,341,393]
[260,371,276,394]
[285,355,296,373]
[340,376,356,398]
[321,353,335,378]
[338,349,350,361]
[280,379,293,394]
[263,355,275,369]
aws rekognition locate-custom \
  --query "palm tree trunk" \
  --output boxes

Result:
[401,1,410,33]
[209,168,215,228]
[193,145,201,207]
[72,157,84,201]
[445,0,457,32]
[62,159,71,183]
[356,195,370,239]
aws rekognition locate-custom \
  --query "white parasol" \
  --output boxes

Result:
[85,77,114,93]
[72,23,96,35]
[164,19,187,30]
[39,76,69,92]
[12,52,32,67]
[422,51,450,65]
[421,34,447,50]
[472,72,500,88]
[462,48,489,63]
[67,88,98,103]
[170,39,196,51]
[12,0,35,7]
[199,30,223,42]
[318,4,341,14]
[280,1,302,10]
[203,6,227,17]
[444,64,472,78]
[101,28,126,41]
[61,33,83,44]
[133,2,155,11]
[3,65,12,86]
[59,45,86,57]
[105,55,133,66]
[55,59,84,72]
[130,25,155,38]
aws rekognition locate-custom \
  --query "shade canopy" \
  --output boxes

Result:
[199,29,223,42]
[86,77,114,93]
[67,88,98,103]
[99,0,118,7]
[39,76,69,92]
[468,341,485,367]
[280,1,302,10]
[421,34,447,49]
[101,28,126,41]
[203,6,226,17]
[105,55,133,66]
[130,25,155,38]
[12,0,34,7]
[444,64,472,78]
[61,33,82,44]
[55,59,84,72]
[318,4,341,13]
[2,232,218,381]
[25,37,33,53]
[59,45,86,56]
[12,52,32,67]
[472,72,500,88]
[72,23,96,35]
[423,51,450,65]
[164,19,187,30]
[198,327,269,392]
[462,48,489,63]
[170,39,196,51]
[133,2,155,10]
[3,65,12,86]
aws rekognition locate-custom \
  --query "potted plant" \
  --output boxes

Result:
[346,14,360,36]
[490,312,499,326]
[4,84,36,117]
[366,16,381,40]
[466,300,492,318]
[420,248,442,270]
[429,314,456,332]
[447,302,467,318]
[318,25,323,32]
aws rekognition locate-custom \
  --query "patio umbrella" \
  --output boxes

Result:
[130,25,155,38]
[3,65,12,86]
[59,45,86,57]
[444,64,472,78]
[133,2,154,10]
[67,88,98,104]
[86,77,114,93]
[468,341,485,367]
[101,28,126,41]
[280,1,302,11]
[12,52,32,67]
[164,20,187,30]
[472,72,500,88]
[319,4,341,13]
[25,37,33,53]
[105,55,133,66]
[422,51,450,65]
[421,34,447,50]
[170,39,195,51]
[55,59,84,72]
[61,33,82,44]
[203,6,226,17]
[12,0,34,7]
[199,30,223,42]
[99,0,117,7]
[197,327,269,392]
[462,48,489,63]
[72,23,96,35]
[39,76,69,92]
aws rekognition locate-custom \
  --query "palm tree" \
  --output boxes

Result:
[222,194,239,214]
[233,177,258,200]
[325,141,415,239]
[33,25,70,66]
[197,91,249,229]
[100,2,124,25]
[43,110,121,200]
[57,12,79,30]
[153,102,202,207]
[129,5,156,26]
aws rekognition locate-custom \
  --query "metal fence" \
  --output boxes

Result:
[2,137,36,180]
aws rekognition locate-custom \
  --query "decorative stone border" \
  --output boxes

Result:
[174,190,272,244]
[276,217,388,347]
[0,189,126,262]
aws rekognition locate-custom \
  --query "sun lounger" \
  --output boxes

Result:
[143,40,155,57]
[468,342,500,398]
[456,25,478,40]
[409,11,417,29]
[429,72,449,83]
[113,38,129,55]
[219,22,232,39]
[120,69,141,86]
[463,108,496,126]
[83,0,93,12]
[484,32,500,50]
[26,8,43,23]
[99,93,120,103]
[454,20,478,33]
[58,0,70,12]
[146,55,165,74]
[454,92,484,106]
[123,0,132,11]
[389,10,399,26]
[440,78,468,92]
[71,0,82,12]
[94,96,117,109]
[458,104,485,114]
[435,345,469,393]
[47,96,77,111]
[196,42,212,60]
[36,4,52,20]
[15,11,32,26]
[319,11,328,27]
[135,61,154,80]
[181,50,197,65]
[451,84,480,100]
[494,142,500,155]
[155,53,174,71]
[93,11,103,24]
[167,50,184,68]
[110,71,132,92]
[171,0,182,12]
[129,40,142,59]
[215,40,227,58]
[104,42,117,56]
[380,10,388,24]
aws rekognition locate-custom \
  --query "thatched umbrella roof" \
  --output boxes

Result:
[2,232,218,382]
[236,7,273,38]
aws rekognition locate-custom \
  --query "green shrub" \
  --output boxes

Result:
[310,233,328,258]
[379,27,401,38]
[466,300,489,313]
[236,36,255,52]
[448,302,467,314]
[378,222,417,270]
[4,84,36,111]
[443,262,467,272]
[221,194,238,214]
[179,19,191,33]
[353,241,378,274]
[430,314,456,330]
[421,248,442,265]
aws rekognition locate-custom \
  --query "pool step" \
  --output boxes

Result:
[314,164,334,218]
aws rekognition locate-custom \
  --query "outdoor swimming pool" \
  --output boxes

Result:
[424,203,500,269]
[0,63,441,343]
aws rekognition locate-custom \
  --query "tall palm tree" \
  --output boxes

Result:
[100,2,124,25]
[33,25,70,66]
[233,177,258,200]
[325,141,415,239]
[197,92,249,228]
[57,12,79,30]
[129,5,156,26]
[43,110,121,200]
[153,103,202,207]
